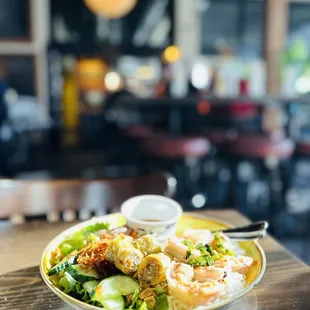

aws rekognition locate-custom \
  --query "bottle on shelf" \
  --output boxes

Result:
[62,55,79,146]
[230,73,258,132]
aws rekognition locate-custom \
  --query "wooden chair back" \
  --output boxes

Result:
[0,172,176,223]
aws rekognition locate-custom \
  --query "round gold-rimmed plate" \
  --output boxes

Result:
[40,212,266,310]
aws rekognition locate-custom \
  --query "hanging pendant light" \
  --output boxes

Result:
[84,0,138,19]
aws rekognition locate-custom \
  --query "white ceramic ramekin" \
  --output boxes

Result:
[121,195,183,243]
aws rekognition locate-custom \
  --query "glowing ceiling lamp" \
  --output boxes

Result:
[191,63,210,90]
[295,75,310,94]
[105,71,124,92]
[84,0,137,19]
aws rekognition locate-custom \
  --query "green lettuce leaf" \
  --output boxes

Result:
[155,295,168,310]
[128,288,141,309]
[59,272,77,293]
[58,222,109,256]
[81,222,109,234]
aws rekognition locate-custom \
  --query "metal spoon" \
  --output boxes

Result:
[213,221,269,240]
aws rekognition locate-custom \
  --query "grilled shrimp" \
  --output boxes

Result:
[183,229,213,245]
[214,255,255,274]
[164,237,200,261]
[166,262,225,306]
[194,266,227,282]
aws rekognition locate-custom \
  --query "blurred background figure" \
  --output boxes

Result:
[1,0,310,263]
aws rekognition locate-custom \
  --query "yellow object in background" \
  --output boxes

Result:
[75,58,109,113]
[84,0,137,19]
[62,56,79,132]
[76,58,108,92]
[162,45,181,64]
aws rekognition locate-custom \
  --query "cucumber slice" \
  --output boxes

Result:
[92,275,140,300]
[102,296,125,310]
[48,251,78,276]
[83,280,99,294]
[67,264,99,283]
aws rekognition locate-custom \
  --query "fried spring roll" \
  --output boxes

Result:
[138,253,171,286]
[106,235,143,274]
[134,235,162,256]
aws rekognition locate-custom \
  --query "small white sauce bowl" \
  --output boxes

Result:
[121,195,183,243]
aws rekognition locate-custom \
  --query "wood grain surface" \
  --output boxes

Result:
[1,210,310,310]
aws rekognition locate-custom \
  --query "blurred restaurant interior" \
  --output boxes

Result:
[2,0,310,264]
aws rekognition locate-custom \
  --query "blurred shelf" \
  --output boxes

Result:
[112,94,310,107]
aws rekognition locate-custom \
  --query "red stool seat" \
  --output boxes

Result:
[141,135,210,159]
[230,103,258,119]
[203,129,234,146]
[122,125,152,139]
[229,133,295,159]
[296,141,310,156]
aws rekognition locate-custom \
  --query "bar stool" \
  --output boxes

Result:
[121,124,153,140]
[281,140,310,261]
[199,129,235,208]
[141,134,211,208]
[202,128,238,154]
[295,141,310,157]
[203,129,231,149]
[229,103,260,133]
[229,133,295,229]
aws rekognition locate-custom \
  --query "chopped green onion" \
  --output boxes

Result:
[203,255,214,266]
[188,256,207,267]
[188,254,214,267]
[186,250,191,259]
[212,253,220,260]
[205,245,215,255]
[182,239,195,249]
[214,232,221,241]
[227,250,234,256]
[196,245,208,255]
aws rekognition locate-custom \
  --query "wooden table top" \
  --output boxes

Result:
[1,209,310,310]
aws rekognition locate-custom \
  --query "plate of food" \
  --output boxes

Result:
[40,196,266,310]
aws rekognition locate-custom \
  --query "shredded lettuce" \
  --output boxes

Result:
[59,242,74,257]
[126,288,140,309]
[80,222,109,234]
[153,286,168,296]
[58,222,109,257]
[49,274,61,287]
[59,273,99,304]
[59,272,77,293]
[75,283,91,302]
[136,301,149,310]
[50,222,174,310]
[127,288,140,309]
[155,295,168,310]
